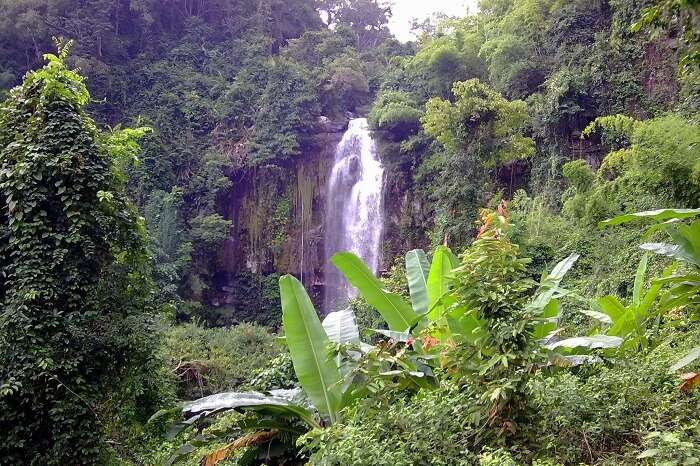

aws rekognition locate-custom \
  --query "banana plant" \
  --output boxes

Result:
[331,246,461,334]
[333,247,580,350]
[600,208,700,368]
[162,275,364,465]
[549,255,675,355]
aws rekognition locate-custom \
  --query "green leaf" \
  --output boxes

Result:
[528,254,579,311]
[533,299,560,339]
[280,275,342,422]
[331,252,419,331]
[405,249,430,314]
[665,221,700,267]
[547,253,580,283]
[670,346,700,372]
[322,308,360,344]
[179,390,319,432]
[546,335,623,350]
[596,295,627,323]
[370,328,413,342]
[444,304,485,344]
[599,208,700,227]
[580,309,612,325]
[426,245,459,320]
[637,449,661,459]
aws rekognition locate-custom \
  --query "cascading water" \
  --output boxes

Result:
[323,118,384,312]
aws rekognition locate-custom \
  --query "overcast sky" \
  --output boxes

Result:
[388,0,479,42]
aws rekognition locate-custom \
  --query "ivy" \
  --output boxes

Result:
[0,44,160,464]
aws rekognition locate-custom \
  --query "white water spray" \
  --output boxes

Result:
[323,118,384,312]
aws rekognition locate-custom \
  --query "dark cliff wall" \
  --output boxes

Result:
[208,128,344,321]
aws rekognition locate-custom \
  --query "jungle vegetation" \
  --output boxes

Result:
[0,0,699,465]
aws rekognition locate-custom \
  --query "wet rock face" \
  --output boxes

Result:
[213,129,343,311]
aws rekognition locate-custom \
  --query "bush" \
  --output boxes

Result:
[164,323,283,399]
[301,384,477,466]
[526,334,700,465]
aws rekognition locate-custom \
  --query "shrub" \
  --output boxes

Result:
[164,323,283,399]
[526,333,700,464]
[369,90,422,139]
[301,383,477,466]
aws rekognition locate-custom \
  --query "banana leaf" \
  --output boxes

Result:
[331,252,419,331]
[322,308,360,344]
[280,275,342,422]
[426,245,459,320]
[546,335,623,351]
[405,249,430,314]
[599,208,700,227]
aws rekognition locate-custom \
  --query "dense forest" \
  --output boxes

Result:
[0,0,699,465]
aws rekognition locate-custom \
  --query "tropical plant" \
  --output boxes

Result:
[600,208,700,370]
[162,273,435,464]
[330,243,465,338]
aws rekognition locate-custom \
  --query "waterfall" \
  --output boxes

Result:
[323,118,384,312]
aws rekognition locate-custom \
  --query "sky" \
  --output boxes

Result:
[388,0,479,42]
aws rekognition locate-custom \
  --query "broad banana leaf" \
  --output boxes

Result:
[182,390,317,427]
[528,254,579,311]
[547,253,581,283]
[599,208,700,227]
[371,328,413,342]
[280,275,342,422]
[670,346,700,372]
[644,221,700,266]
[533,299,560,339]
[580,309,612,325]
[426,245,459,320]
[405,249,430,314]
[331,252,419,331]
[596,295,627,323]
[322,308,360,344]
[606,264,674,337]
[546,335,623,350]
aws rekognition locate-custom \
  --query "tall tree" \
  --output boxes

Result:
[0,44,157,464]
[318,0,392,48]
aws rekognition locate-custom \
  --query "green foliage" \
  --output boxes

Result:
[444,207,540,435]
[571,114,700,224]
[249,352,297,391]
[423,79,534,167]
[368,90,422,138]
[190,214,232,246]
[301,383,477,466]
[164,323,283,399]
[528,336,700,464]
[562,159,595,193]
[631,0,700,71]
[0,47,163,463]
[581,114,638,149]
[417,79,535,246]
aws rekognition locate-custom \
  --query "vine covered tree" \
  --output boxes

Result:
[0,43,161,464]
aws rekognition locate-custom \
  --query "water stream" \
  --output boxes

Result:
[323,118,384,312]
